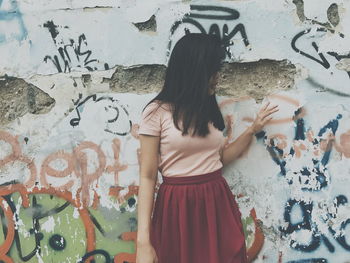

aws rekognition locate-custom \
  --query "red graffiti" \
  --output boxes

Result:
[0,131,131,206]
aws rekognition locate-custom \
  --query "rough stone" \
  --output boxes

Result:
[133,15,157,32]
[216,60,296,101]
[293,0,341,28]
[327,3,340,27]
[108,60,296,102]
[293,0,306,22]
[0,76,55,125]
[81,74,92,88]
[109,64,166,93]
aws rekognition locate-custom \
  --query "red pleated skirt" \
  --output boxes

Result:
[150,169,247,263]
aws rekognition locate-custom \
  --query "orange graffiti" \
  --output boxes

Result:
[40,151,75,190]
[40,141,107,207]
[114,232,137,263]
[0,196,15,262]
[268,94,299,107]
[220,94,302,126]
[109,185,139,204]
[278,251,283,263]
[0,184,97,261]
[105,138,128,185]
[268,134,288,151]
[219,97,252,108]
[237,195,264,263]
[268,129,334,159]
[335,130,350,158]
[247,208,264,263]
[74,141,107,206]
[0,130,135,207]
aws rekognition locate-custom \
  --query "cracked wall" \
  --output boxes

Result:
[0,0,350,262]
[0,76,55,125]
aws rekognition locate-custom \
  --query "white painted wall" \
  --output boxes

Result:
[1,0,350,262]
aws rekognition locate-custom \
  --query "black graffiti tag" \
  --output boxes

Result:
[70,93,132,136]
[168,5,250,59]
[43,21,109,73]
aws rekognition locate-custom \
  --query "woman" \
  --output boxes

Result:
[136,33,278,263]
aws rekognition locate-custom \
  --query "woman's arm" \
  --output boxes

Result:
[220,102,278,166]
[137,134,160,245]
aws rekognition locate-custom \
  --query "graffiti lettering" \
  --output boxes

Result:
[281,195,350,254]
[168,5,250,58]
[262,112,342,191]
[70,93,132,136]
[43,21,109,73]
[291,27,350,83]
[0,184,138,262]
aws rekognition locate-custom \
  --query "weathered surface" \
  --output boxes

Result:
[107,60,296,101]
[217,60,296,101]
[0,76,55,125]
[0,0,350,262]
[109,65,166,93]
[133,15,157,32]
[327,3,340,26]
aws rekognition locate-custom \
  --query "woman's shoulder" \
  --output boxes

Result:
[145,100,172,112]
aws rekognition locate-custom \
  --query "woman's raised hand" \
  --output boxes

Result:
[250,102,279,134]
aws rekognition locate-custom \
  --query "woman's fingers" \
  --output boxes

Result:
[251,103,279,133]
[261,107,279,120]
[265,104,278,112]
[262,116,273,125]
[259,106,279,120]
[260,102,271,112]
[259,104,277,115]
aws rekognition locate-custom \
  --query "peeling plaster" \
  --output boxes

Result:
[0,0,350,262]
[0,76,55,125]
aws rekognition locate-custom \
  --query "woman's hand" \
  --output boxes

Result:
[249,102,279,134]
[221,102,279,166]
[136,241,159,263]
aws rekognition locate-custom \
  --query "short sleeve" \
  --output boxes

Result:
[138,102,162,136]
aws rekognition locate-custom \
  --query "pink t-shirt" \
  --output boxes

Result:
[138,101,226,177]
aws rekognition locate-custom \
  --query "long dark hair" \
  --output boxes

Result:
[145,33,226,137]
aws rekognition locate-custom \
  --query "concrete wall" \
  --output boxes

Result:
[0,0,350,262]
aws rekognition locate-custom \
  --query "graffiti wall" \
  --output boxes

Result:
[1,0,350,262]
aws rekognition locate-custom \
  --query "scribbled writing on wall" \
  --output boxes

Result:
[256,101,350,261]
[291,23,350,93]
[0,127,263,262]
[43,21,109,73]
[168,5,250,58]
[70,93,132,136]
[0,130,138,262]
[262,110,342,191]
[0,184,138,263]
[281,195,350,252]
[219,94,350,261]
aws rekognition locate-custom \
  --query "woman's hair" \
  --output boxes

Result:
[145,33,226,137]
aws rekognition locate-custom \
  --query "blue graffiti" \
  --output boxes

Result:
[258,111,342,191]
[280,195,350,253]
[280,199,334,252]
[0,0,27,43]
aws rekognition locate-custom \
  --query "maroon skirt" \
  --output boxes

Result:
[150,169,247,263]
